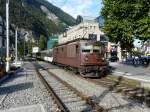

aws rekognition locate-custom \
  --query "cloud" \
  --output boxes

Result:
[47,0,103,18]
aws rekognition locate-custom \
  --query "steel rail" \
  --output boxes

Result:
[39,64,106,112]
[33,63,69,112]
[81,76,150,108]
[44,61,150,108]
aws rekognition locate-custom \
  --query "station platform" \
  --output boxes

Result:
[110,62,150,88]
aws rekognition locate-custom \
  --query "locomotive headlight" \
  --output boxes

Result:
[85,57,88,61]
[102,57,105,61]
[84,56,88,61]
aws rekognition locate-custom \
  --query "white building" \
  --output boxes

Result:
[142,39,150,55]
[106,42,122,61]
[58,20,105,44]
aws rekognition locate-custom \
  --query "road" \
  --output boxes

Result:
[110,62,150,84]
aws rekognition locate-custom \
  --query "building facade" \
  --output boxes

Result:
[58,20,105,44]
[47,36,58,49]
[142,39,150,56]
[106,42,122,60]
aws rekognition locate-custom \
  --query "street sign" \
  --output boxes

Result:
[6,57,11,61]
[32,47,40,53]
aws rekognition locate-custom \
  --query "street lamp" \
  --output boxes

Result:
[15,27,18,64]
[6,0,10,72]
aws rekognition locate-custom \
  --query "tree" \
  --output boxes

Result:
[27,40,33,55]
[76,15,83,24]
[101,0,150,51]
[52,41,58,48]
[39,35,47,50]
[0,0,76,38]
[18,41,25,58]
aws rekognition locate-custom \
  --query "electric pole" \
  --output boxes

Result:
[6,0,10,72]
[15,27,18,64]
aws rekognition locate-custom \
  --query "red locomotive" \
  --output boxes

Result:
[53,39,108,77]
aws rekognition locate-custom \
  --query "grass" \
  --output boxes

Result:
[105,74,150,95]
[106,75,140,88]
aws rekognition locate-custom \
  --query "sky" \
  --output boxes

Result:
[47,0,103,18]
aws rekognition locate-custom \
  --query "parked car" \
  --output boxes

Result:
[109,56,119,62]
[141,56,150,65]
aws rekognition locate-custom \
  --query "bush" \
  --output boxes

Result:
[0,68,6,78]
[132,51,144,56]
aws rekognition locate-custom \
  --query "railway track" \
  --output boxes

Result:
[84,76,150,107]
[34,62,106,112]
[50,61,150,107]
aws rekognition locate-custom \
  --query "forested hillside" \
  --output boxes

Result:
[0,0,76,38]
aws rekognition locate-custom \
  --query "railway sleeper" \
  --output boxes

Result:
[122,88,139,94]
[86,98,106,112]
[115,86,128,93]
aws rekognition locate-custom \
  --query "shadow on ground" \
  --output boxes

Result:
[0,82,33,95]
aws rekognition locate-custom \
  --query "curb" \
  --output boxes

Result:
[0,71,14,84]
[0,67,24,84]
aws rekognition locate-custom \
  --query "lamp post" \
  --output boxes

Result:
[15,27,18,64]
[6,0,10,72]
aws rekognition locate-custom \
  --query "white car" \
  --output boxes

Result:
[11,61,23,68]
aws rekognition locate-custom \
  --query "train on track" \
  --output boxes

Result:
[37,39,108,77]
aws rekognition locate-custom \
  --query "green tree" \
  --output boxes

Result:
[18,41,25,58]
[0,0,76,38]
[101,0,150,51]
[52,41,58,48]
[39,35,47,50]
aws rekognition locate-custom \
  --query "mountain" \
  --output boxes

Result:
[0,0,76,38]
[95,16,105,27]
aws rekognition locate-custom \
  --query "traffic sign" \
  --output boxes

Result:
[6,57,11,61]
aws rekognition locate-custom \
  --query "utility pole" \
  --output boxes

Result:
[6,0,10,72]
[24,38,25,59]
[15,27,18,64]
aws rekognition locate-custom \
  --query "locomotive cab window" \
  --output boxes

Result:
[82,45,101,53]
[93,49,100,53]
[82,45,92,53]
[93,46,101,53]
[82,49,91,53]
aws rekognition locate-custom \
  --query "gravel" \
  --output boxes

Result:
[0,62,58,112]
[40,62,150,112]
[38,69,92,112]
